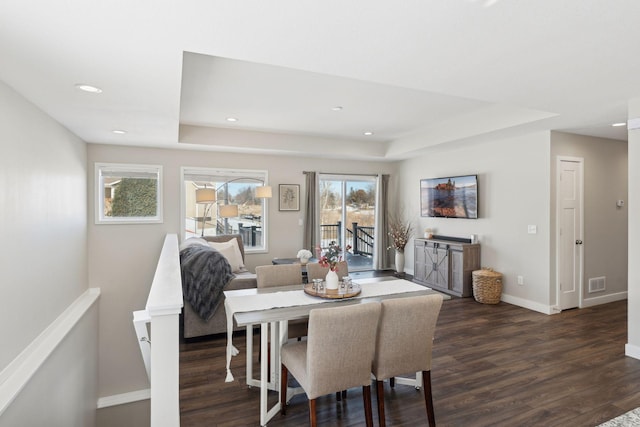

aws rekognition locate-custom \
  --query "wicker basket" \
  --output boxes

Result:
[472,268,503,304]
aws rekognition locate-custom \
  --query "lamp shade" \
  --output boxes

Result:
[219,204,239,218]
[255,185,272,199]
[196,188,216,204]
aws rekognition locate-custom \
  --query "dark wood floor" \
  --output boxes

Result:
[180,294,640,426]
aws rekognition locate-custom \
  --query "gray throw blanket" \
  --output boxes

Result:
[180,244,235,321]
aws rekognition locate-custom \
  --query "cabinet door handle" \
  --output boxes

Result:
[576,240,583,245]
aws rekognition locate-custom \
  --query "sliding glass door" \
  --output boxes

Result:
[318,174,377,271]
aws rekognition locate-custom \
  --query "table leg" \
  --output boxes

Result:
[260,322,268,426]
[260,322,282,426]
[393,372,422,389]
[246,324,254,386]
[269,322,277,389]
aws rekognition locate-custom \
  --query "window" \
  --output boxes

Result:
[182,167,269,252]
[95,163,163,224]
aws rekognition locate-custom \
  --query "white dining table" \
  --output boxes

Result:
[223,277,446,426]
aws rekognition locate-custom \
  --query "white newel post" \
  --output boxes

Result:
[148,309,181,427]
[144,234,183,427]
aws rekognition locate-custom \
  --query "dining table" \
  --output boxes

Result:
[223,276,448,426]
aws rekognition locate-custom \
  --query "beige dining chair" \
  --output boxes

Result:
[306,260,349,281]
[256,264,308,339]
[372,294,443,427]
[280,302,382,427]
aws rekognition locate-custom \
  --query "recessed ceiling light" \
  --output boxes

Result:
[75,84,102,93]
[112,130,127,134]
[612,122,626,127]
[226,117,238,122]
[363,131,374,136]
[332,106,343,111]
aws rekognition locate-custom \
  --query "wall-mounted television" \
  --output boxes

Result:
[420,175,478,219]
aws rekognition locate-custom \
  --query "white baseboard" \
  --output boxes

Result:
[0,288,101,416]
[97,389,150,409]
[626,344,640,360]
[582,291,628,307]
[500,293,553,314]
[500,291,628,314]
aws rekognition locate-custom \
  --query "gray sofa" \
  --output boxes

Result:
[182,234,257,339]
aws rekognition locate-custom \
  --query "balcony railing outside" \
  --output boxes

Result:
[320,221,374,256]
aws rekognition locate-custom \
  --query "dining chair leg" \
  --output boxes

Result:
[422,370,436,427]
[280,365,288,415]
[362,385,374,427]
[308,398,317,427]
[375,380,386,427]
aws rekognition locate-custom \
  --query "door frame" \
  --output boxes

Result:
[555,156,585,310]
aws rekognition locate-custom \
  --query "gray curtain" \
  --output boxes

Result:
[303,171,318,252]
[374,174,391,270]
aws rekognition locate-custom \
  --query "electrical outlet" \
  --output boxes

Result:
[517,275,524,285]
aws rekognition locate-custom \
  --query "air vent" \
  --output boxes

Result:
[588,277,606,293]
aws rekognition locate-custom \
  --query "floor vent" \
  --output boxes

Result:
[588,276,606,293]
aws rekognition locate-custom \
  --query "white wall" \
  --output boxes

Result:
[396,132,552,311]
[86,143,397,400]
[628,98,640,359]
[550,132,628,306]
[0,81,96,425]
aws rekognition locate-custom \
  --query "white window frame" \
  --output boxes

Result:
[95,162,163,224]
[181,166,269,253]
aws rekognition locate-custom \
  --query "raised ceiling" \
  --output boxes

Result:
[1,0,638,160]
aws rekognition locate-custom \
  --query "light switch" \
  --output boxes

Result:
[528,225,537,234]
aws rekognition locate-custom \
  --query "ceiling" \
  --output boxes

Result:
[1,0,638,161]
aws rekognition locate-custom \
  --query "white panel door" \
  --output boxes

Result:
[557,158,584,310]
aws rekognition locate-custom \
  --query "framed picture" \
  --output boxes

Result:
[279,184,300,211]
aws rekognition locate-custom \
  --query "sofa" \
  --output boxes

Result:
[182,234,257,339]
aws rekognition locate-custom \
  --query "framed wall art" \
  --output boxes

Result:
[279,184,300,211]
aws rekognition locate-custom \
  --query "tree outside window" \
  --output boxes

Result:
[96,163,163,224]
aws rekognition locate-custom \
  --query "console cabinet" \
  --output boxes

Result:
[413,238,480,297]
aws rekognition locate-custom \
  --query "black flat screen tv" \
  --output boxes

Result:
[420,175,478,219]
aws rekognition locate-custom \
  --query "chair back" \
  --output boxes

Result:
[305,302,381,399]
[306,260,349,281]
[372,294,443,380]
[256,264,303,288]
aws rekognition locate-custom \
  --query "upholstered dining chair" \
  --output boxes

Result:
[372,294,443,427]
[306,260,349,281]
[256,264,307,339]
[280,302,382,427]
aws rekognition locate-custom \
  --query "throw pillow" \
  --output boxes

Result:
[208,239,245,273]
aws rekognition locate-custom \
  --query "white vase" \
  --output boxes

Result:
[299,257,309,265]
[395,251,405,274]
[325,269,339,290]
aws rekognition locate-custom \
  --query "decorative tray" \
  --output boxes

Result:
[303,282,362,299]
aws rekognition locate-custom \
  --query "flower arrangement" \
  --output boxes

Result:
[316,241,351,271]
[297,249,313,260]
[388,214,412,253]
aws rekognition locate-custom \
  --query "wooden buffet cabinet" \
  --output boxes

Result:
[413,238,481,297]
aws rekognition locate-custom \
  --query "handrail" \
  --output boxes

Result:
[140,233,183,427]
